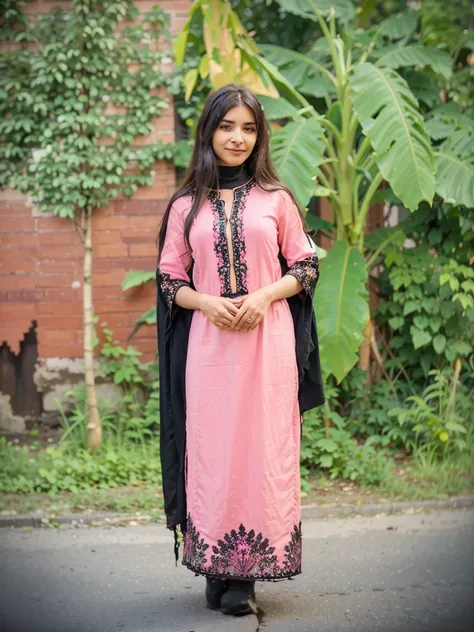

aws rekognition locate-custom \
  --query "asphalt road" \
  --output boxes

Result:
[1,509,473,632]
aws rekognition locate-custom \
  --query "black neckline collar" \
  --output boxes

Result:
[218,164,252,190]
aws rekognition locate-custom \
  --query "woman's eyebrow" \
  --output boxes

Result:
[221,118,256,125]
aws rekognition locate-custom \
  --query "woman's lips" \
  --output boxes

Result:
[227,148,246,154]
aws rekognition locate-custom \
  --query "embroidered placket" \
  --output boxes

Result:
[208,181,253,297]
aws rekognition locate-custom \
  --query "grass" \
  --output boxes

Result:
[379,453,474,501]
[0,485,165,518]
[301,453,474,508]
[1,453,472,519]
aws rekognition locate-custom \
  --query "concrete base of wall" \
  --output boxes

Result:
[0,358,127,433]
[32,358,124,428]
[0,393,26,434]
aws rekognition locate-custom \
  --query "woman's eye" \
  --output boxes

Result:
[220,124,231,130]
[244,127,256,133]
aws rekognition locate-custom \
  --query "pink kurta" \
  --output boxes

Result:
[158,180,317,581]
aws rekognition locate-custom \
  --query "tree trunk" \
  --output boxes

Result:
[83,211,101,451]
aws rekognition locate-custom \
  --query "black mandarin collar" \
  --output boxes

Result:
[218,164,252,190]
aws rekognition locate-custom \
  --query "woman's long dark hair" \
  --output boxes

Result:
[158,84,303,260]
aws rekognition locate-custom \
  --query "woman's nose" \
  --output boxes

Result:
[232,129,243,144]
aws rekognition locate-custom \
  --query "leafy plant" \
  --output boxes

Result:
[301,383,393,486]
[339,367,414,449]
[97,323,159,449]
[374,204,474,381]
[55,323,159,453]
[55,385,115,451]
[121,271,157,338]
[176,0,474,384]
[388,368,473,463]
[0,325,161,495]
[0,437,162,494]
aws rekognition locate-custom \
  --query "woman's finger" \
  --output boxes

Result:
[222,299,240,315]
[229,295,247,305]
[238,310,255,332]
[220,312,234,326]
[230,305,248,330]
[245,313,258,331]
[235,309,251,331]
[250,315,263,331]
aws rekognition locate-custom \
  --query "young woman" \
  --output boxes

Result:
[156,84,324,617]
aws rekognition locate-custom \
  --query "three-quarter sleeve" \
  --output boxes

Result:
[277,190,319,295]
[157,202,192,311]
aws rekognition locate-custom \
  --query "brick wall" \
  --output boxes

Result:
[0,0,191,365]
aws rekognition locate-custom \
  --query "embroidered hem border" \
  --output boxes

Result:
[182,515,302,582]
[181,560,302,582]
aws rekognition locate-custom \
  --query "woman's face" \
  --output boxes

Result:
[212,103,257,167]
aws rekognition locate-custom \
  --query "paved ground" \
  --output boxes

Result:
[1,509,473,632]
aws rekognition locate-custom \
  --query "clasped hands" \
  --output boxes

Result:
[199,288,273,332]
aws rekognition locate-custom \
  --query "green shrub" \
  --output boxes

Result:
[302,383,394,487]
[0,437,161,494]
[0,326,162,496]
[98,324,159,447]
[55,324,160,452]
[388,369,474,464]
[340,367,414,449]
[375,202,474,383]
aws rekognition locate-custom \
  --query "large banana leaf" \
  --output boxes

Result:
[271,117,325,210]
[375,44,452,80]
[260,44,335,98]
[257,95,301,121]
[241,51,311,109]
[275,0,355,25]
[350,63,436,211]
[314,241,368,383]
[435,130,474,208]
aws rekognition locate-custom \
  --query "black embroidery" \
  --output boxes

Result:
[183,514,209,570]
[208,191,231,296]
[157,267,189,311]
[208,524,279,578]
[282,524,302,574]
[182,514,302,581]
[286,254,319,294]
[207,180,254,297]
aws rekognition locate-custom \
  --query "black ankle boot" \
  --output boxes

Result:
[205,577,228,610]
[220,579,256,616]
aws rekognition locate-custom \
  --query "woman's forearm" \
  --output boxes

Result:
[265,274,303,302]
[175,275,303,312]
[175,285,205,311]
